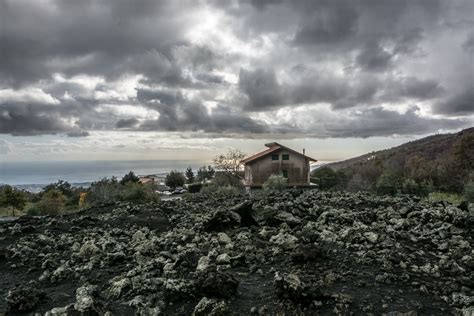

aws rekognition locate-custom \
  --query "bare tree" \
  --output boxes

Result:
[213,149,246,186]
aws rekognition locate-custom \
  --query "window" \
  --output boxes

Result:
[272,154,279,160]
[282,154,289,160]
[282,170,288,178]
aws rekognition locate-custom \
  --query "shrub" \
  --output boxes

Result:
[401,178,418,195]
[165,170,186,189]
[464,181,474,203]
[24,202,42,216]
[376,172,402,195]
[120,182,159,203]
[311,167,339,190]
[263,174,287,192]
[187,183,203,193]
[428,192,464,204]
[120,182,147,202]
[87,177,121,204]
[38,189,67,215]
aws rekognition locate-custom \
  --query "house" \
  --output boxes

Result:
[242,142,317,187]
[138,176,155,185]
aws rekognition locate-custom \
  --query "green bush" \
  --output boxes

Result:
[311,167,339,190]
[87,177,121,204]
[263,174,287,192]
[464,181,474,203]
[376,172,402,195]
[120,182,159,203]
[401,178,418,195]
[24,202,42,216]
[38,189,68,215]
[428,192,463,204]
[187,183,203,193]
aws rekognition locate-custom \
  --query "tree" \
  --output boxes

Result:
[42,180,73,198]
[165,170,186,189]
[376,172,402,195]
[0,186,26,216]
[311,167,339,190]
[120,171,139,185]
[38,189,67,215]
[185,167,195,184]
[87,177,121,204]
[42,180,82,206]
[213,149,246,186]
[196,165,215,182]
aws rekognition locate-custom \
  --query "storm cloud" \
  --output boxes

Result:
[0,0,472,139]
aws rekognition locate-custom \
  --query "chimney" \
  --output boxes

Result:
[303,148,305,155]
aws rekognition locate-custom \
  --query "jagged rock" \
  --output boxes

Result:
[291,244,324,263]
[196,256,210,272]
[364,232,379,243]
[205,210,241,231]
[6,282,45,312]
[74,284,100,312]
[79,240,100,257]
[216,253,231,265]
[105,277,131,299]
[274,211,302,226]
[217,232,232,245]
[44,304,75,316]
[193,297,229,316]
[273,272,324,304]
[198,271,239,298]
[270,231,298,250]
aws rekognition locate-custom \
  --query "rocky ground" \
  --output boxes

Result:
[0,190,473,315]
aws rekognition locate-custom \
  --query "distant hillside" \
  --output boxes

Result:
[316,127,474,193]
[327,128,474,170]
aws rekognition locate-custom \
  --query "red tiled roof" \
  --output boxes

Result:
[241,142,317,164]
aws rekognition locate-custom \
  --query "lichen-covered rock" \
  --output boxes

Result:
[198,271,239,298]
[273,272,324,304]
[193,297,229,316]
[270,231,298,250]
[6,282,45,312]
[74,284,99,312]
[205,209,241,231]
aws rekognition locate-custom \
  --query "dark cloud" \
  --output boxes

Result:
[116,118,140,129]
[293,3,358,45]
[66,131,90,137]
[433,89,474,116]
[321,106,469,138]
[0,0,472,140]
[238,68,284,110]
[0,103,71,136]
[355,41,393,71]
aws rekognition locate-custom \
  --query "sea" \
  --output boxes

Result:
[0,160,204,192]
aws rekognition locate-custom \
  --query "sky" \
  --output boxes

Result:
[0,0,473,163]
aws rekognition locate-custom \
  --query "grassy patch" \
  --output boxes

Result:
[427,192,464,204]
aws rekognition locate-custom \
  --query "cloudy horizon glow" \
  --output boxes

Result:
[1,0,473,162]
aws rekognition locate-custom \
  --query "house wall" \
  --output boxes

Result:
[244,149,310,186]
